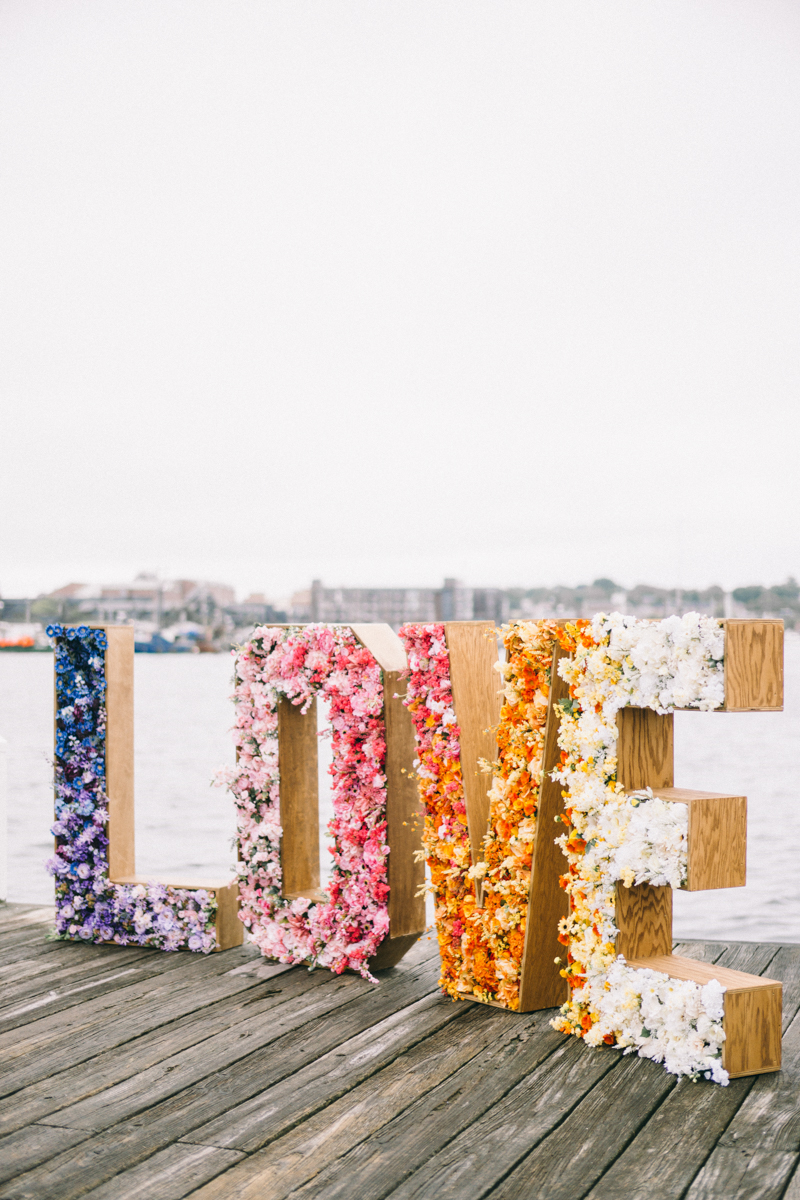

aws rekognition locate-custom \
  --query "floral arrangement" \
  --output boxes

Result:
[399,620,566,1010]
[468,619,567,1007]
[399,624,479,1001]
[552,612,729,1084]
[224,624,391,980]
[45,625,218,952]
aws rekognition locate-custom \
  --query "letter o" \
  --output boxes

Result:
[229,623,425,978]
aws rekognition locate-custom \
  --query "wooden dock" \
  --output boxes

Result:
[1,902,799,1200]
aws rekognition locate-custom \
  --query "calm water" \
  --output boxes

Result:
[2,639,799,944]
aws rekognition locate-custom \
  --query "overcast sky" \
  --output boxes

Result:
[1,1,799,601]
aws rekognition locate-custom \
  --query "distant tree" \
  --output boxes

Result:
[772,578,799,602]
[592,578,620,595]
[732,586,764,606]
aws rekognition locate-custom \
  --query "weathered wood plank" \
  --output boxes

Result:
[0,904,54,927]
[39,966,426,1133]
[79,1145,245,1200]
[0,940,438,1137]
[0,965,332,1136]
[412,1052,672,1200]
[0,933,155,972]
[683,1147,797,1200]
[0,947,154,1007]
[0,909,56,935]
[705,1005,800,1155]
[0,958,203,1034]
[712,941,781,977]
[183,1005,539,1200]
[319,1035,621,1200]
[671,941,727,962]
[0,956,444,1198]
[583,1076,756,1200]
[781,1162,800,1198]
[0,925,57,950]
[211,1016,572,1200]
[180,993,463,1153]
[0,948,277,1092]
[0,1124,91,1187]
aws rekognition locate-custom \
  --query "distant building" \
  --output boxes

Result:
[288,579,508,629]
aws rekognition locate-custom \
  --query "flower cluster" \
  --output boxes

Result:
[576,961,728,1084]
[467,620,566,1008]
[551,612,729,1083]
[225,624,390,980]
[45,625,218,952]
[399,624,479,1001]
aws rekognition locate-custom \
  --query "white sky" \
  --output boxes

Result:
[1,1,799,601]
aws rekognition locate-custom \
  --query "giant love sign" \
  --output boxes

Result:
[47,616,784,1083]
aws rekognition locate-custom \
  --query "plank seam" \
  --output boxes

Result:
[174,989,459,1154]
[673,1077,760,1200]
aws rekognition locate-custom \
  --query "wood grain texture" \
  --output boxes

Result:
[723,986,783,1077]
[616,708,674,791]
[709,991,800,1156]
[5,956,444,1198]
[276,696,320,900]
[0,960,336,1136]
[584,1075,755,1200]
[228,1019,570,1200]
[685,1147,797,1200]
[625,953,782,1077]
[616,884,673,959]
[181,1005,533,1200]
[0,952,289,1099]
[36,973,383,1133]
[518,638,570,1012]
[78,1144,246,1200]
[722,618,784,711]
[485,1052,675,1200]
[2,920,799,1200]
[212,883,243,952]
[652,788,747,891]
[766,944,800,1035]
[0,1125,91,1187]
[379,1036,624,1200]
[444,622,502,868]
[380,666,425,941]
[352,626,425,954]
[98,626,135,879]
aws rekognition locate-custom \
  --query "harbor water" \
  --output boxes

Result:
[1,637,799,944]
